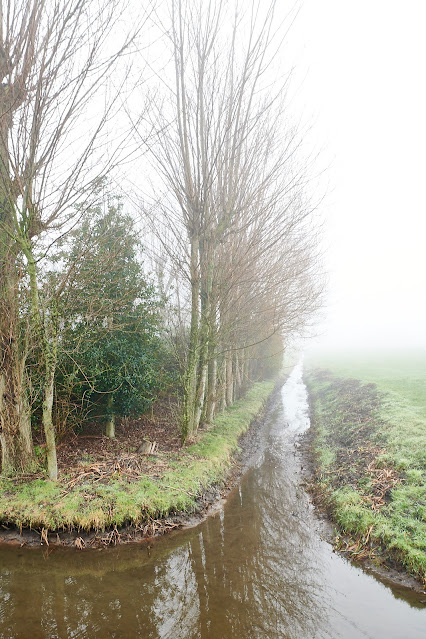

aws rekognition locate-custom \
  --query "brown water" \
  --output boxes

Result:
[0,363,425,638]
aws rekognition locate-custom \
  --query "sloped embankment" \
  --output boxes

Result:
[0,380,275,546]
[305,368,426,587]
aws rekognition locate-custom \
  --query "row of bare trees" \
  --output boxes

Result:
[141,0,322,439]
[0,0,323,479]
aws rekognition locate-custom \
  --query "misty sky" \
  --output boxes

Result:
[285,0,426,351]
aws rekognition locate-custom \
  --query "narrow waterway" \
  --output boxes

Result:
[0,363,425,638]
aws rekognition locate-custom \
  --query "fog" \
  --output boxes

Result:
[285,0,426,352]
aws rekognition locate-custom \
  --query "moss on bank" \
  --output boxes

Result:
[0,380,275,534]
[306,366,426,586]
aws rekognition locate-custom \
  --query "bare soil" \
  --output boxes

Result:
[55,399,183,482]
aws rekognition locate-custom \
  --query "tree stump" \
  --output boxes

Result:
[137,439,157,455]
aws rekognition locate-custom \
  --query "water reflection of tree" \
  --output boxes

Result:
[180,465,332,638]
[0,476,329,639]
[1,401,420,638]
[0,427,334,639]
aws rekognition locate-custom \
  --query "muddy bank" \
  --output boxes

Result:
[303,368,426,594]
[300,430,426,595]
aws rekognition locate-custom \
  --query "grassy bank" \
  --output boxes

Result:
[0,381,275,536]
[305,354,426,586]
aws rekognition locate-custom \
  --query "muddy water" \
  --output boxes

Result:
[1,364,425,639]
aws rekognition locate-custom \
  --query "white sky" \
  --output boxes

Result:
[284,0,426,351]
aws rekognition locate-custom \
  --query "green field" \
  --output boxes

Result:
[305,351,426,585]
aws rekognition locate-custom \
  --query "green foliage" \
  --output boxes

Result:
[54,195,171,427]
[332,488,375,534]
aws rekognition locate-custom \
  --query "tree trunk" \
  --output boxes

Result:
[202,283,216,424]
[26,246,58,480]
[0,256,34,474]
[0,356,34,476]
[0,372,21,475]
[18,369,34,461]
[194,303,210,429]
[205,356,217,423]
[43,304,59,481]
[181,238,200,441]
[220,358,227,412]
[225,353,233,406]
[235,351,242,400]
[106,394,115,438]
[43,363,58,481]
[105,416,115,439]
[194,361,207,429]
[0,48,35,475]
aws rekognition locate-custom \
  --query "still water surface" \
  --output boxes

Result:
[0,363,425,638]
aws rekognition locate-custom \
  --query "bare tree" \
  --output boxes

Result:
[0,0,147,478]
[140,0,322,440]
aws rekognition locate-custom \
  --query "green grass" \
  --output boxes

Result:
[0,380,275,533]
[305,352,426,585]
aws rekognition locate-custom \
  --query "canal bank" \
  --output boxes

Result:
[1,362,425,639]
[304,363,426,591]
[0,379,278,548]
